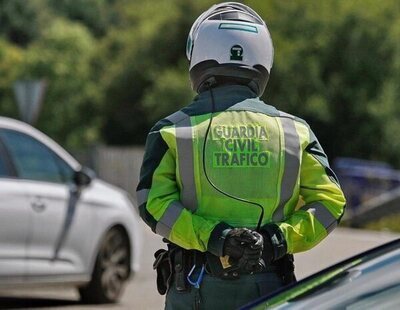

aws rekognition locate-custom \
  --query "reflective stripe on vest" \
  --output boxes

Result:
[156,201,184,238]
[136,188,149,206]
[272,113,301,222]
[302,202,338,233]
[167,111,198,212]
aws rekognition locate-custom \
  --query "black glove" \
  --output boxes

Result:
[223,228,264,272]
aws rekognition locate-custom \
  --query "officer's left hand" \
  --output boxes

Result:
[237,230,264,273]
[223,228,264,273]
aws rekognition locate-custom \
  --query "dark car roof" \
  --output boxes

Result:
[241,238,400,310]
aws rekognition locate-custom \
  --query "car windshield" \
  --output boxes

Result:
[244,239,400,310]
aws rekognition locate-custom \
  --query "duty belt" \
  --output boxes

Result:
[153,244,294,296]
[171,246,278,281]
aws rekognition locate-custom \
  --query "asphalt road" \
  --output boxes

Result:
[0,224,398,310]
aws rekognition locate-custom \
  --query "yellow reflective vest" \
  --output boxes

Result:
[137,85,346,255]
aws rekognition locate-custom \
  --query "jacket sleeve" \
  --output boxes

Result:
[136,125,231,256]
[277,128,346,254]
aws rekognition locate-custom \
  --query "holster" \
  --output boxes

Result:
[173,246,189,292]
[153,249,172,295]
[275,254,297,285]
[153,245,192,295]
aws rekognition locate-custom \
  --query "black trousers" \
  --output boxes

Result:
[165,271,284,310]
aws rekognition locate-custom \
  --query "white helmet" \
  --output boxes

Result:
[186,2,274,96]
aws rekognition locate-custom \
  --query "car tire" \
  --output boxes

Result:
[79,227,131,304]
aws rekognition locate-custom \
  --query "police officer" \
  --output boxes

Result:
[136,2,346,309]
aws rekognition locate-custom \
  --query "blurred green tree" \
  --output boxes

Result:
[142,62,195,124]
[98,0,212,144]
[250,0,400,164]
[0,40,23,118]
[47,0,121,37]
[0,0,47,46]
[18,19,99,148]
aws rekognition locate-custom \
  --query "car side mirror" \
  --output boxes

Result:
[73,167,95,187]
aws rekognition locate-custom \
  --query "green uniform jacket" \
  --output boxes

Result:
[136,85,346,257]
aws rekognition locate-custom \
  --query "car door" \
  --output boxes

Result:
[0,129,87,276]
[0,136,30,277]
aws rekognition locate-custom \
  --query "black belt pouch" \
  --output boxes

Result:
[153,249,172,295]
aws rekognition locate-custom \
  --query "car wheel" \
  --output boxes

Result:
[79,227,131,304]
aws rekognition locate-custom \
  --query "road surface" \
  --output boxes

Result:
[0,224,398,309]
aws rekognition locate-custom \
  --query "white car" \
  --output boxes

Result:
[0,117,142,304]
